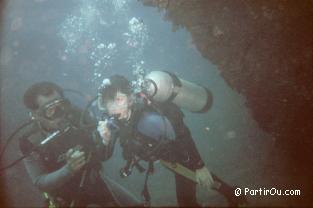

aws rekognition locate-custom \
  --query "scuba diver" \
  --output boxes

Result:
[96,72,248,207]
[18,82,140,207]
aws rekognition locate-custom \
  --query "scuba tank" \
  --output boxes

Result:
[142,71,213,113]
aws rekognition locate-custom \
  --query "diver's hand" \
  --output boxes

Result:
[66,148,86,173]
[97,120,112,145]
[195,166,214,190]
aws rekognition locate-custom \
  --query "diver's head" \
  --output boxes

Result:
[24,82,70,131]
[98,75,133,121]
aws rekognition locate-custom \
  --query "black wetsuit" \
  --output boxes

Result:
[105,99,247,207]
[19,105,139,207]
[117,101,205,207]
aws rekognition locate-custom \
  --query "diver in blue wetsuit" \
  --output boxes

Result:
[97,75,247,207]
[19,82,140,207]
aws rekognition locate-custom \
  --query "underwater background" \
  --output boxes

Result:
[1,0,312,207]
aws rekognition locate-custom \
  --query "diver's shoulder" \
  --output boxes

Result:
[18,122,44,152]
[145,101,184,117]
[18,122,40,140]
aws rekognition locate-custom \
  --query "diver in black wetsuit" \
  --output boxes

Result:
[19,82,140,207]
[96,75,247,207]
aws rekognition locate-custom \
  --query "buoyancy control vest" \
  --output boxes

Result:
[117,100,205,206]
[19,106,102,200]
[118,100,204,170]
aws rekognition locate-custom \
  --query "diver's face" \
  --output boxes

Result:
[34,91,67,130]
[105,92,132,121]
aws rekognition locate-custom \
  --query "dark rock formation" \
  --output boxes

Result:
[141,0,313,205]
[1,1,8,206]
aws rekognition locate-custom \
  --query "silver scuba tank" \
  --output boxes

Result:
[143,71,212,113]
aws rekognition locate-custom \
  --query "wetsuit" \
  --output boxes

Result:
[19,105,139,207]
[116,101,205,207]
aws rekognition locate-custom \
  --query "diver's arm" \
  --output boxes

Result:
[93,129,117,161]
[163,103,205,169]
[76,106,116,160]
[165,116,205,168]
[23,152,74,192]
[177,125,205,169]
[157,102,206,168]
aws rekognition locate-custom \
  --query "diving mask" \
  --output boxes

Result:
[38,99,69,120]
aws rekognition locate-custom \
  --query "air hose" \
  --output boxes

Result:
[0,120,35,172]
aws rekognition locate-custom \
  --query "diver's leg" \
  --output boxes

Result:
[175,172,201,207]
